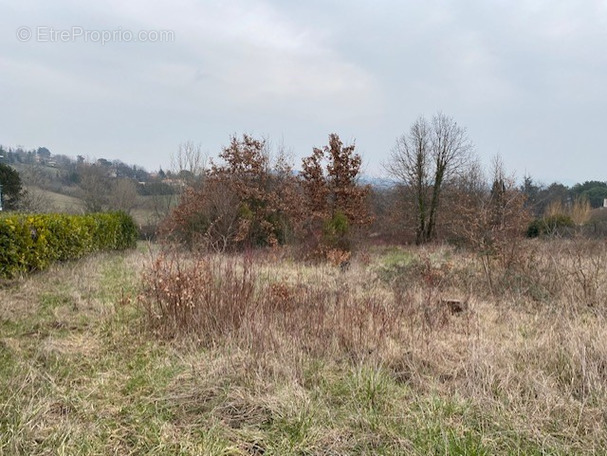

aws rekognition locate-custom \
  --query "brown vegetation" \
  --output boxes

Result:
[300,133,372,257]
[6,122,607,452]
[132,236,607,453]
[160,134,301,251]
[160,133,372,258]
[3,232,607,453]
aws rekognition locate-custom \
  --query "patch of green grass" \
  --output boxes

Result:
[381,247,416,267]
[0,341,15,376]
[98,253,139,302]
[374,247,419,283]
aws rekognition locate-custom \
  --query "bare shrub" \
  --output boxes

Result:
[138,252,254,341]
[19,187,56,213]
[443,235,607,312]
[159,179,241,251]
[546,238,607,309]
[138,250,411,360]
[325,248,351,269]
[450,158,532,297]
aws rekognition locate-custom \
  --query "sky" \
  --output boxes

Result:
[2,0,607,185]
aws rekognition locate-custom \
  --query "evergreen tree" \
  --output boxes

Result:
[0,163,24,210]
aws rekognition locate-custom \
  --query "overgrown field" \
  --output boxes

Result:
[2,240,607,454]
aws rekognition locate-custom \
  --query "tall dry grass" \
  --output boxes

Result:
[138,250,411,360]
[4,239,607,453]
[135,238,607,452]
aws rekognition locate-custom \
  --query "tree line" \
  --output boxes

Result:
[161,112,607,255]
[2,112,607,250]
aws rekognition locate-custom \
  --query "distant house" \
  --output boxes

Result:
[163,178,186,188]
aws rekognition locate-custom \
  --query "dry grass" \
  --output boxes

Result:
[23,185,84,213]
[2,239,607,454]
[20,185,165,228]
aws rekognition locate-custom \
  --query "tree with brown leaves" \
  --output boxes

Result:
[300,134,371,253]
[162,134,300,251]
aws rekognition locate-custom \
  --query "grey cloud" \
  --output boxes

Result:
[1,0,606,183]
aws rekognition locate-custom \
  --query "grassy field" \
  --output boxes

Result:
[24,186,84,213]
[1,240,607,454]
[22,185,170,228]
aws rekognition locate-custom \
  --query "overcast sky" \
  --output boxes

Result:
[2,0,607,184]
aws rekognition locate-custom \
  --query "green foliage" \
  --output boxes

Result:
[323,210,350,250]
[0,212,137,278]
[582,186,607,208]
[527,214,575,238]
[374,248,418,283]
[571,180,607,208]
[0,163,24,210]
[238,202,254,220]
[526,219,544,238]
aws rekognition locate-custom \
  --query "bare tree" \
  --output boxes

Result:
[18,187,56,213]
[79,163,110,212]
[111,178,139,214]
[171,141,207,183]
[386,113,473,244]
[149,191,178,225]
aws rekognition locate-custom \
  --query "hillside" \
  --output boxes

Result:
[1,148,179,228]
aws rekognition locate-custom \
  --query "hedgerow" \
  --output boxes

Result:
[0,212,138,278]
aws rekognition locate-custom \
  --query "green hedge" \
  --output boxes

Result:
[0,212,138,278]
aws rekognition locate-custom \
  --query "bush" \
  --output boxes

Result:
[0,211,138,278]
[138,251,405,356]
[527,214,575,238]
[139,253,255,340]
[323,210,350,251]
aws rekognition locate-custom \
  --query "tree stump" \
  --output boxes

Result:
[441,298,468,314]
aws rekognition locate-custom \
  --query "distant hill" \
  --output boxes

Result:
[0,145,180,226]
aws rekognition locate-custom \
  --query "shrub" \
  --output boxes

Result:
[527,214,575,238]
[323,210,350,251]
[138,253,255,340]
[138,251,405,357]
[160,135,300,252]
[0,212,137,278]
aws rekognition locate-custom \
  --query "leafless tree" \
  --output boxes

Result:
[386,112,473,244]
[149,192,177,225]
[79,164,110,212]
[111,178,139,214]
[171,141,207,184]
[18,187,56,213]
